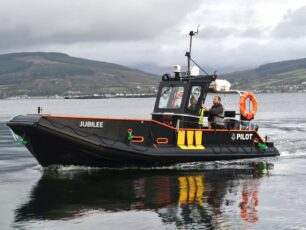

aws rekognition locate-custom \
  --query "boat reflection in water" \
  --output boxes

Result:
[14,163,270,228]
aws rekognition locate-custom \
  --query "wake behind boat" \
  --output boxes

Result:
[7,30,279,167]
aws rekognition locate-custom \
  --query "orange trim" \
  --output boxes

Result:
[42,114,152,122]
[42,115,265,143]
[156,137,169,144]
[180,128,253,132]
[131,136,144,143]
[152,120,175,129]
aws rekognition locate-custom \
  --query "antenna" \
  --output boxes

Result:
[185,25,200,76]
[195,24,200,34]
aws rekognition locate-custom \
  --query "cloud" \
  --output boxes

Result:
[273,6,306,38]
[0,0,201,50]
[1,0,306,72]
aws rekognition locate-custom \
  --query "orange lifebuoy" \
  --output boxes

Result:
[240,92,258,120]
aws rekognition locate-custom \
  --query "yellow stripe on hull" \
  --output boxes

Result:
[177,130,205,150]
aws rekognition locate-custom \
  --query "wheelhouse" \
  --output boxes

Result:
[151,72,256,131]
[151,28,259,131]
[152,74,217,128]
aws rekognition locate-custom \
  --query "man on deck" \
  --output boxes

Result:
[202,96,224,129]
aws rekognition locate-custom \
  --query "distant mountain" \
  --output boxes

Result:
[0,52,159,98]
[132,63,237,75]
[132,63,172,75]
[1,53,305,98]
[221,58,306,92]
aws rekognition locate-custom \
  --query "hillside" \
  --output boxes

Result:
[1,53,306,98]
[0,52,159,98]
[221,58,306,92]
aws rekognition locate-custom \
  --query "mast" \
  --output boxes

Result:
[185,26,210,77]
[185,26,199,76]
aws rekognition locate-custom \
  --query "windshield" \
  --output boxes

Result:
[158,86,184,109]
[187,86,202,111]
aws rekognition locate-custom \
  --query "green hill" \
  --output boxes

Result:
[0,52,159,98]
[1,53,306,98]
[221,58,306,92]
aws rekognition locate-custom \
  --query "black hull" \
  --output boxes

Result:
[7,115,280,167]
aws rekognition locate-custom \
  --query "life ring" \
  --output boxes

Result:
[240,92,258,120]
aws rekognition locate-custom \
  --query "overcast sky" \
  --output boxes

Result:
[1,0,306,73]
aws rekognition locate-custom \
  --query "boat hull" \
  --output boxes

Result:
[7,115,280,167]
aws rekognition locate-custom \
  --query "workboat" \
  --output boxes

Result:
[7,30,279,167]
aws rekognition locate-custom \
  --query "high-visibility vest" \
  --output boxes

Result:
[198,108,205,126]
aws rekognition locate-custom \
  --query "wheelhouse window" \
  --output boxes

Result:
[187,86,202,111]
[158,86,184,109]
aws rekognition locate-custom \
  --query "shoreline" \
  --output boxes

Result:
[1,91,305,100]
